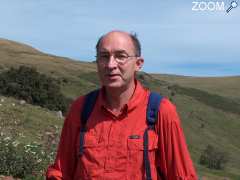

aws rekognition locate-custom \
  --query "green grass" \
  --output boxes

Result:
[0,95,63,145]
[151,73,240,101]
[172,94,240,179]
[171,84,240,115]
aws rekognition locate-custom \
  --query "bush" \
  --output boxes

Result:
[199,145,228,170]
[0,136,55,179]
[0,66,70,113]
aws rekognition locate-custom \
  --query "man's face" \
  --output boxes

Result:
[96,32,144,89]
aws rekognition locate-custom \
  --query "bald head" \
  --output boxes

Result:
[96,30,141,57]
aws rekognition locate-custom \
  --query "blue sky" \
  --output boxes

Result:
[0,0,239,76]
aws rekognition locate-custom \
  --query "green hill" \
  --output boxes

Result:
[0,38,239,179]
[151,74,240,102]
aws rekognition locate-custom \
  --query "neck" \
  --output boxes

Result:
[104,80,136,112]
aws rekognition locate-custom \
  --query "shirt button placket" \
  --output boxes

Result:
[104,120,114,172]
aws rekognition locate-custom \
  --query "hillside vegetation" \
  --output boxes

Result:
[0,38,239,179]
[151,74,240,102]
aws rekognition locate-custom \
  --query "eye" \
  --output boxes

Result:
[99,53,110,60]
[115,53,128,61]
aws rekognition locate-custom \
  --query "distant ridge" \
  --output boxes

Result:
[0,38,42,54]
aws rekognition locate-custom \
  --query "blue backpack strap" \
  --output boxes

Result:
[79,89,99,156]
[143,92,163,180]
[146,92,163,126]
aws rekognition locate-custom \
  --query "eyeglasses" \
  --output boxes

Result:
[96,51,138,65]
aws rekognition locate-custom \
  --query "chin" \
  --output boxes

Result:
[103,81,124,89]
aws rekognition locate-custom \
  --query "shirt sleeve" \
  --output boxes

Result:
[46,97,84,180]
[156,98,198,180]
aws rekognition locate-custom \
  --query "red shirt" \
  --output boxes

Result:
[46,81,197,180]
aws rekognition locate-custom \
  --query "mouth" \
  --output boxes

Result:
[106,74,120,77]
[105,74,121,80]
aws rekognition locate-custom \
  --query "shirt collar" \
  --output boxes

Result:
[98,80,148,113]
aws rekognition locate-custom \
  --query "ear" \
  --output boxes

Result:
[135,57,144,71]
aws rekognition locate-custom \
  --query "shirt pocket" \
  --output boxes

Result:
[76,131,101,153]
[83,132,101,148]
[127,130,158,165]
[76,132,104,179]
[82,132,105,157]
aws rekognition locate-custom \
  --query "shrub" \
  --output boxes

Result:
[0,66,70,113]
[199,145,228,170]
[0,136,55,179]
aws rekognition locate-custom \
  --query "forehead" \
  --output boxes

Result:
[99,32,135,53]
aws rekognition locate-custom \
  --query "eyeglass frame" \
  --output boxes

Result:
[95,50,139,65]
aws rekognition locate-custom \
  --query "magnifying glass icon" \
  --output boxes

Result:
[226,1,238,13]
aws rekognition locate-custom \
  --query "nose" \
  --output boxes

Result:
[106,55,118,69]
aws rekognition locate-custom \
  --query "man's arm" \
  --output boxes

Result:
[46,97,84,180]
[156,98,198,180]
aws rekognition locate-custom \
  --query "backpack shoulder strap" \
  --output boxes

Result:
[146,92,163,127]
[81,89,100,126]
[79,89,99,156]
[144,92,163,180]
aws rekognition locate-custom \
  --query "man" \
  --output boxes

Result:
[46,30,197,179]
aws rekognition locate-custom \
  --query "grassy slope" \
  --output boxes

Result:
[173,94,240,179]
[151,74,240,102]
[0,38,98,99]
[0,38,240,179]
[0,95,62,146]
